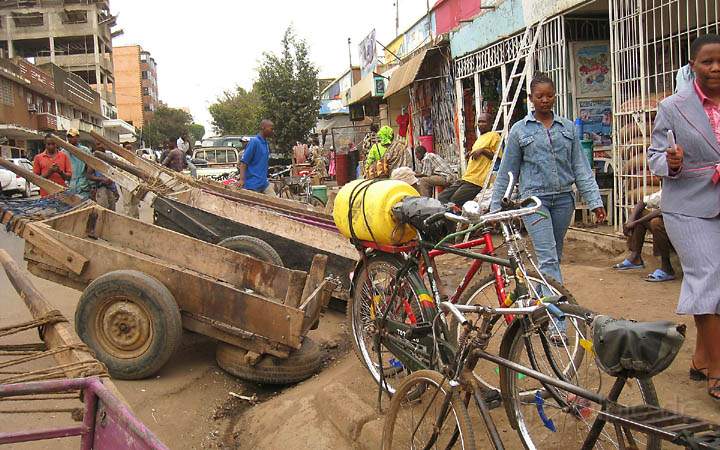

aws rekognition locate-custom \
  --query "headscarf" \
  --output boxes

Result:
[377,125,394,146]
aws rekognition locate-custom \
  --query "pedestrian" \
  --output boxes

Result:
[647,33,720,402]
[415,145,456,198]
[64,128,92,199]
[87,143,118,211]
[237,119,275,195]
[32,133,71,197]
[162,139,186,172]
[365,125,393,168]
[491,73,606,284]
[177,135,190,154]
[439,112,501,206]
[612,190,675,281]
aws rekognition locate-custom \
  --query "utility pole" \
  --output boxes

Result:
[395,0,399,37]
[348,37,352,70]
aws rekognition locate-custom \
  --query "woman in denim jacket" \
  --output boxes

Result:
[491,74,606,284]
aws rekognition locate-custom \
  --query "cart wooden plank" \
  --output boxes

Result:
[21,224,88,275]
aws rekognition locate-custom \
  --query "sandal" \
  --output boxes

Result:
[612,259,644,270]
[708,378,720,402]
[645,269,676,282]
[690,360,708,381]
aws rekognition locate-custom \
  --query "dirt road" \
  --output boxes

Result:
[2,230,718,449]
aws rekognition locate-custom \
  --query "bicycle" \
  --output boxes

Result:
[348,174,581,396]
[277,168,325,208]
[381,299,720,450]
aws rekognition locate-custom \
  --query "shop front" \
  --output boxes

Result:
[384,45,458,165]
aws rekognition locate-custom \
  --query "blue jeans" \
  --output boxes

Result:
[522,192,575,284]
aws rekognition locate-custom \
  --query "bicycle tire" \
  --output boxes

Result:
[382,370,477,450]
[449,272,581,393]
[499,303,661,450]
[310,195,326,208]
[348,253,429,395]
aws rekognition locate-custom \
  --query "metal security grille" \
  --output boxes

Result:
[610,0,720,228]
[0,77,13,106]
[536,16,568,118]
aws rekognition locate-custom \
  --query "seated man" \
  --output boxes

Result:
[439,112,501,207]
[415,145,455,198]
[612,190,675,282]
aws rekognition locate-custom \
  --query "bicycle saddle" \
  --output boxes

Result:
[592,315,686,378]
[391,196,451,242]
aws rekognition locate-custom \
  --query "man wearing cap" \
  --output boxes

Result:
[64,128,92,199]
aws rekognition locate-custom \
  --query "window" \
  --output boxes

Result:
[142,87,149,95]
[143,105,151,112]
[216,150,227,164]
[141,71,148,80]
[194,150,205,160]
[61,10,87,24]
[13,12,43,27]
[0,78,13,106]
[227,151,237,163]
[205,151,217,163]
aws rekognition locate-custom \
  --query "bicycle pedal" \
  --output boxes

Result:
[481,388,503,410]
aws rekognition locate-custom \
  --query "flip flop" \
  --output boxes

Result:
[708,378,720,402]
[645,269,676,282]
[612,259,644,270]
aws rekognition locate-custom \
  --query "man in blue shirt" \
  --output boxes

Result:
[238,119,274,195]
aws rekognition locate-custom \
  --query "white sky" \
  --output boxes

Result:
[112,0,430,135]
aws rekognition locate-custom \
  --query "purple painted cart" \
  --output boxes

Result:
[0,377,168,449]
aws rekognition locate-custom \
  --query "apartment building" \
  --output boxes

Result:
[113,44,158,128]
[0,57,120,155]
[0,0,119,120]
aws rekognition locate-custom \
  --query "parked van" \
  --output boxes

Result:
[192,147,240,178]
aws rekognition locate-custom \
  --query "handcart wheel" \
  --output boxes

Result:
[75,270,182,380]
[216,338,322,384]
[217,235,284,267]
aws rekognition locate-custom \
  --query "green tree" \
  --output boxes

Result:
[255,26,320,154]
[141,106,193,148]
[208,86,262,135]
[188,123,206,143]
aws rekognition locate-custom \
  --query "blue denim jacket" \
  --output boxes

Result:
[490,113,603,211]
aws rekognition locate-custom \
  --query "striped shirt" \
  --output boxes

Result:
[694,80,720,145]
[420,152,454,179]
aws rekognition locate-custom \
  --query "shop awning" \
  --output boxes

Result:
[344,72,376,106]
[384,48,428,99]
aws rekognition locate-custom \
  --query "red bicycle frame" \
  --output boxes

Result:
[357,230,512,324]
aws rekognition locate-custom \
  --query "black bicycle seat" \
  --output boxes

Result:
[592,316,686,378]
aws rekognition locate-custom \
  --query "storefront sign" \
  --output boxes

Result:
[404,16,432,55]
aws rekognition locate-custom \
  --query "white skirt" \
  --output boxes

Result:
[663,212,720,315]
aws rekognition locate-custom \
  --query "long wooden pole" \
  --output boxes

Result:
[49,136,146,199]
[0,157,65,197]
[0,249,131,409]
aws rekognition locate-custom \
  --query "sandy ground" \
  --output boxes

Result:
[2,227,719,449]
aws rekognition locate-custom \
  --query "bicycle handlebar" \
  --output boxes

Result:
[441,195,542,226]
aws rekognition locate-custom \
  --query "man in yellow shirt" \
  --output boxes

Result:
[439,112,501,205]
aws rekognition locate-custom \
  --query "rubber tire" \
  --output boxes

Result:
[499,303,661,450]
[216,338,322,385]
[310,195,325,208]
[382,370,477,450]
[75,270,182,380]
[217,235,284,267]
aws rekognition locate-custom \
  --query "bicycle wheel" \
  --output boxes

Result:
[451,272,581,393]
[310,195,326,208]
[500,304,661,450]
[348,254,428,394]
[382,370,476,450]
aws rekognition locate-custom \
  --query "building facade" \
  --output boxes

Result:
[0,0,119,121]
[113,44,158,129]
[0,57,107,155]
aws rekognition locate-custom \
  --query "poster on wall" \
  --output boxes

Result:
[578,98,612,146]
[572,42,611,97]
[359,29,377,77]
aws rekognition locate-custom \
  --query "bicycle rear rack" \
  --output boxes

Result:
[602,403,720,449]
